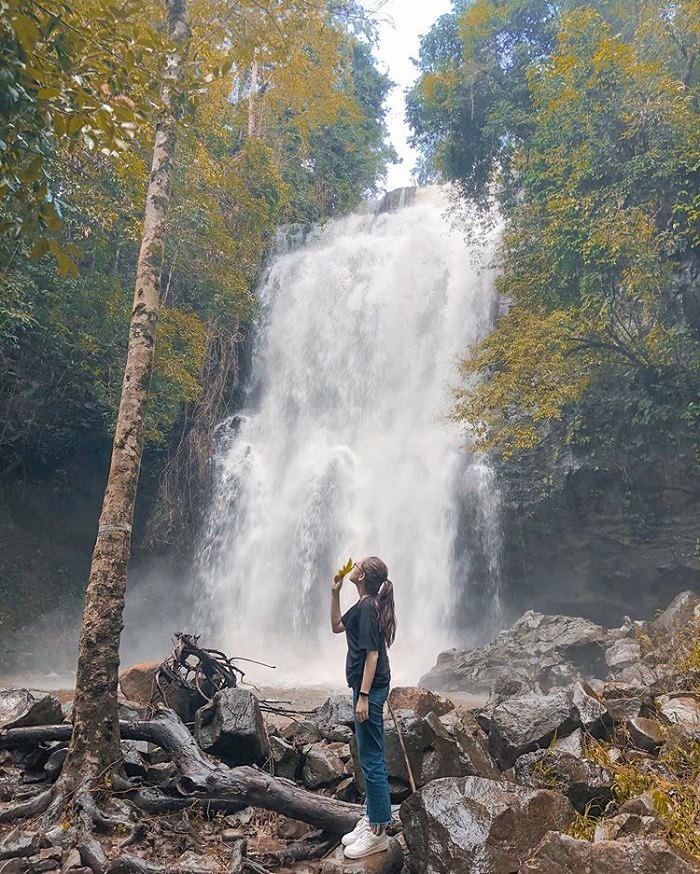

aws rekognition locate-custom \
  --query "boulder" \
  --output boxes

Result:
[514,748,613,813]
[389,687,453,718]
[302,745,347,789]
[656,693,700,728]
[552,729,586,759]
[483,687,581,769]
[605,639,642,672]
[400,776,574,874]
[438,711,502,781]
[119,661,201,723]
[625,717,665,754]
[269,735,300,781]
[308,695,355,742]
[319,838,403,874]
[653,591,700,634]
[0,690,63,730]
[421,611,614,694]
[195,688,269,767]
[519,832,700,873]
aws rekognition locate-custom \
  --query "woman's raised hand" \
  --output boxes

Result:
[331,573,343,593]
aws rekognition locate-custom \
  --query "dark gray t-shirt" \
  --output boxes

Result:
[342,597,391,690]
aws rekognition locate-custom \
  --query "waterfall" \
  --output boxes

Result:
[194,188,503,686]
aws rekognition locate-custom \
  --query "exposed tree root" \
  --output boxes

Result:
[0,709,362,836]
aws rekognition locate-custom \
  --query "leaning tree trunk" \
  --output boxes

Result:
[61,0,191,784]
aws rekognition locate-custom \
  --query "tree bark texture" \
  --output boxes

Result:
[63,0,191,781]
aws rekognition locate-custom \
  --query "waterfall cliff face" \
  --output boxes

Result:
[194,188,503,685]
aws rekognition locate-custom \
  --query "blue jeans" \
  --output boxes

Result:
[353,685,391,827]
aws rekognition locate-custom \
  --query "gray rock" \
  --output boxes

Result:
[514,748,613,813]
[0,828,40,860]
[571,681,610,734]
[519,832,700,873]
[593,812,664,843]
[553,729,586,758]
[421,611,613,694]
[269,735,299,781]
[485,687,581,769]
[438,711,502,781]
[400,776,574,874]
[626,717,665,753]
[309,695,355,742]
[604,696,643,722]
[0,861,29,874]
[605,638,642,671]
[656,692,700,728]
[0,690,63,730]
[319,838,403,874]
[654,591,700,633]
[302,745,347,788]
[195,688,269,767]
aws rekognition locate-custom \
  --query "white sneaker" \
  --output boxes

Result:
[341,815,369,847]
[343,829,389,859]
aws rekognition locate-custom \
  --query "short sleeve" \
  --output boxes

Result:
[358,599,381,651]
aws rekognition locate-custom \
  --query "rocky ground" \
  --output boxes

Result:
[2,590,700,872]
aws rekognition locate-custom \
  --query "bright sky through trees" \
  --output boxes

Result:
[373,0,452,190]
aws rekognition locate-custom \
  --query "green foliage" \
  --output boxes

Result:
[0,0,394,529]
[412,0,700,471]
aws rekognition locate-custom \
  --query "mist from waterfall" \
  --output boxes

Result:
[194,188,503,687]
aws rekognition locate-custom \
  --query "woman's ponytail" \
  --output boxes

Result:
[360,556,397,648]
[377,579,396,648]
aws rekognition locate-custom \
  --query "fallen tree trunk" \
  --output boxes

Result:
[0,709,362,834]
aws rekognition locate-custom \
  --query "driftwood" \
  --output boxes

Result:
[0,709,362,834]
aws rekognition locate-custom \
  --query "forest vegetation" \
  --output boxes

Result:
[408,0,699,494]
[0,0,395,550]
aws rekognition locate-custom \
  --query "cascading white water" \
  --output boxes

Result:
[195,188,503,686]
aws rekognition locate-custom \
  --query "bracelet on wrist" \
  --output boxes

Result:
[359,691,369,697]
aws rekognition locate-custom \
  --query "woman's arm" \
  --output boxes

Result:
[355,650,378,722]
[330,575,345,633]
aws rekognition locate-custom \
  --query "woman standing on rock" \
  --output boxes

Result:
[330,556,397,860]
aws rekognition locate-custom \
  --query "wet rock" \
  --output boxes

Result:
[269,735,300,781]
[145,761,178,786]
[195,688,269,767]
[302,745,347,788]
[421,611,613,695]
[308,696,355,742]
[438,711,502,781]
[626,717,665,753]
[400,776,574,874]
[519,832,700,873]
[656,692,700,728]
[319,838,403,874]
[484,687,581,769]
[389,688,453,718]
[119,661,201,723]
[514,748,613,814]
[593,812,664,842]
[0,690,63,730]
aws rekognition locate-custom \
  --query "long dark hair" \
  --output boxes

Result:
[360,556,397,648]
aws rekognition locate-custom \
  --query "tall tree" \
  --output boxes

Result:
[52,0,190,807]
